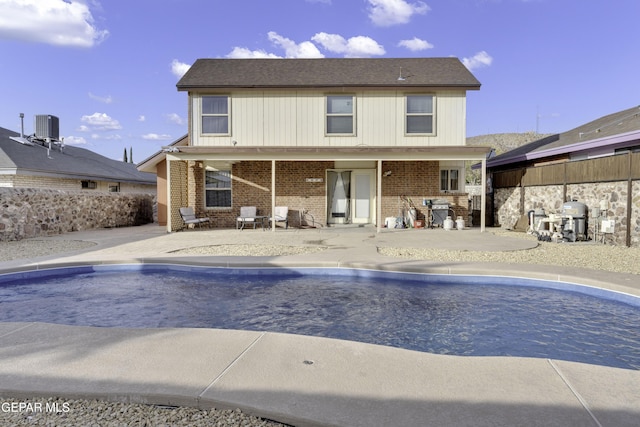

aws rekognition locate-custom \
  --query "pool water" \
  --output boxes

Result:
[1,267,639,370]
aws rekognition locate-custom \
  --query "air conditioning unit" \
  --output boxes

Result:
[34,115,60,140]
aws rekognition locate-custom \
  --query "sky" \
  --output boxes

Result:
[0,0,638,163]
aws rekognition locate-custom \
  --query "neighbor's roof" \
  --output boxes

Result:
[177,58,481,90]
[487,105,640,169]
[0,126,156,184]
[137,134,189,173]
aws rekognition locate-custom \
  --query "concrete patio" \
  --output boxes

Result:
[1,224,639,426]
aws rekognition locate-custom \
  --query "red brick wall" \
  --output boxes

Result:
[381,161,468,223]
[232,161,273,216]
[177,159,467,229]
[276,161,334,227]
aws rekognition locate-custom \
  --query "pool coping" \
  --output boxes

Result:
[1,258,640,426]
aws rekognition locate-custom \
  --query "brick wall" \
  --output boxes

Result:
[1,174,155,193]
[276,161,334,227]
[169,160,188,231]
[169,159,468,230]
[232,161,273,216]
[381,161,468,222]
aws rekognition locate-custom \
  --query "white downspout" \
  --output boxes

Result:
[271,160,276,232]
[166,157,172,233]
[480,157,486,232]
[377,159,382,233]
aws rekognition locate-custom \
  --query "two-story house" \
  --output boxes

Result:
[139,57,490,232]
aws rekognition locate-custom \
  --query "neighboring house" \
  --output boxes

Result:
[486,105,640,246]
[0,124,156,192]
[138,58,490,232]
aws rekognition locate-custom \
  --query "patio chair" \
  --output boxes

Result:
[179,207,210,230]
[269,206,289,229]
[236,206,259,230]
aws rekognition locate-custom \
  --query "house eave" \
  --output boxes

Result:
[177,84,481,92]
[527,129,640,161]
[1,167,154,185]
[167,145,492,162]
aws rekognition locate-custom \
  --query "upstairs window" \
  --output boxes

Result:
[202,96,230,134]
[205,169,232,208]
[326,95,355,135]
[406,95,434,134]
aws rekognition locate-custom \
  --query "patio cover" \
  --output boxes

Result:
[162,145,491,232]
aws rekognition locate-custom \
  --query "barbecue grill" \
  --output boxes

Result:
[431,201,450,227]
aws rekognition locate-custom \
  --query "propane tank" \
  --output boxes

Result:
[456,216,465,230]
[443,216,454,231]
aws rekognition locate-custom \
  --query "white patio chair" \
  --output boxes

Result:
[179,207,210,230]
[270,206,289,229]
[236,206,258,229]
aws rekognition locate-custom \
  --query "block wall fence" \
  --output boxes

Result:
[0,188,155,241]
[494,181,640,247]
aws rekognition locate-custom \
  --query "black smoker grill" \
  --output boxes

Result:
[431,201,450,227]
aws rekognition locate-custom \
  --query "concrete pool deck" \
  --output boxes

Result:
[1,224,639,426]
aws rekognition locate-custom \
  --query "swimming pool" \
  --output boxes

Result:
[1,265,639,370]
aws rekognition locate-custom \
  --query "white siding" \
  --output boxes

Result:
[264,92,297,146]
[191,90,467,148]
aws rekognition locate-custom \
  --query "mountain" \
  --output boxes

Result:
[466,132,553,155]
[464,132,553,185]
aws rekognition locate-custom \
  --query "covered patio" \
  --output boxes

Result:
[158,145,491,233]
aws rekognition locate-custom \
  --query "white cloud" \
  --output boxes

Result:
[142,133,173,141]
[80,112,122,130]
[88,92,113,104]
[90,133,121,141]
[268,31,324,58]
[63,135,87,145]
[170,59,191,79]
[462,51,493,71]
[228,31,384,59]
[311,32,385,57]
[368,0,429,27]
[165,113,185,125]
[0,0,108,47]
[398,37,433,51]
[226,47,281,59]
[76,125,91,132]
[138,115,146,122]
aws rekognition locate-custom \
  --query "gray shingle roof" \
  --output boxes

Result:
[530,105,640,153]
[0,126,156,184]
[487,105,640,168]
[177,57,481,90]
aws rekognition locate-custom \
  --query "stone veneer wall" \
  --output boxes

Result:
[494,187,521,229]
[0,188,155,241]
[494,181,639,246]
